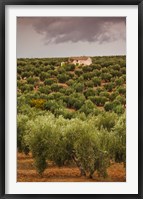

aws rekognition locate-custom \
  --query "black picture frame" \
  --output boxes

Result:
[0,0,143,198]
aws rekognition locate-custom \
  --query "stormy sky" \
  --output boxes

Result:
[17,17,126,58]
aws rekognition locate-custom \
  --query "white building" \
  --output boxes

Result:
[69,56,92,66]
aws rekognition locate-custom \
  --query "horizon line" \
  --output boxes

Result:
[17,54,126,59]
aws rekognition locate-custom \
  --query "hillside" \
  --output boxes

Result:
[17,55,126,118]
[17,55,126,181]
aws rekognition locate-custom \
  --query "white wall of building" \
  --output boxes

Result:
[72,58,92,66]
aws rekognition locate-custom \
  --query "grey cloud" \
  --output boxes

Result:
[18,17,126,44]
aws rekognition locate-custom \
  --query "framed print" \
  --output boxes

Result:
[0,0,143,198]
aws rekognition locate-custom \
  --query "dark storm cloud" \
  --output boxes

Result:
[17,17,126,44]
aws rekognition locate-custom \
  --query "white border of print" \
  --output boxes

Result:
[5,5,138,194]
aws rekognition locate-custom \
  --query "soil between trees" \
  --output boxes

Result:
[17,153,126,182]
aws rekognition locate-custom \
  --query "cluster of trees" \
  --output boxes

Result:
[17,56,126,116]
[17,56,126,179]
[17,108,126,178]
